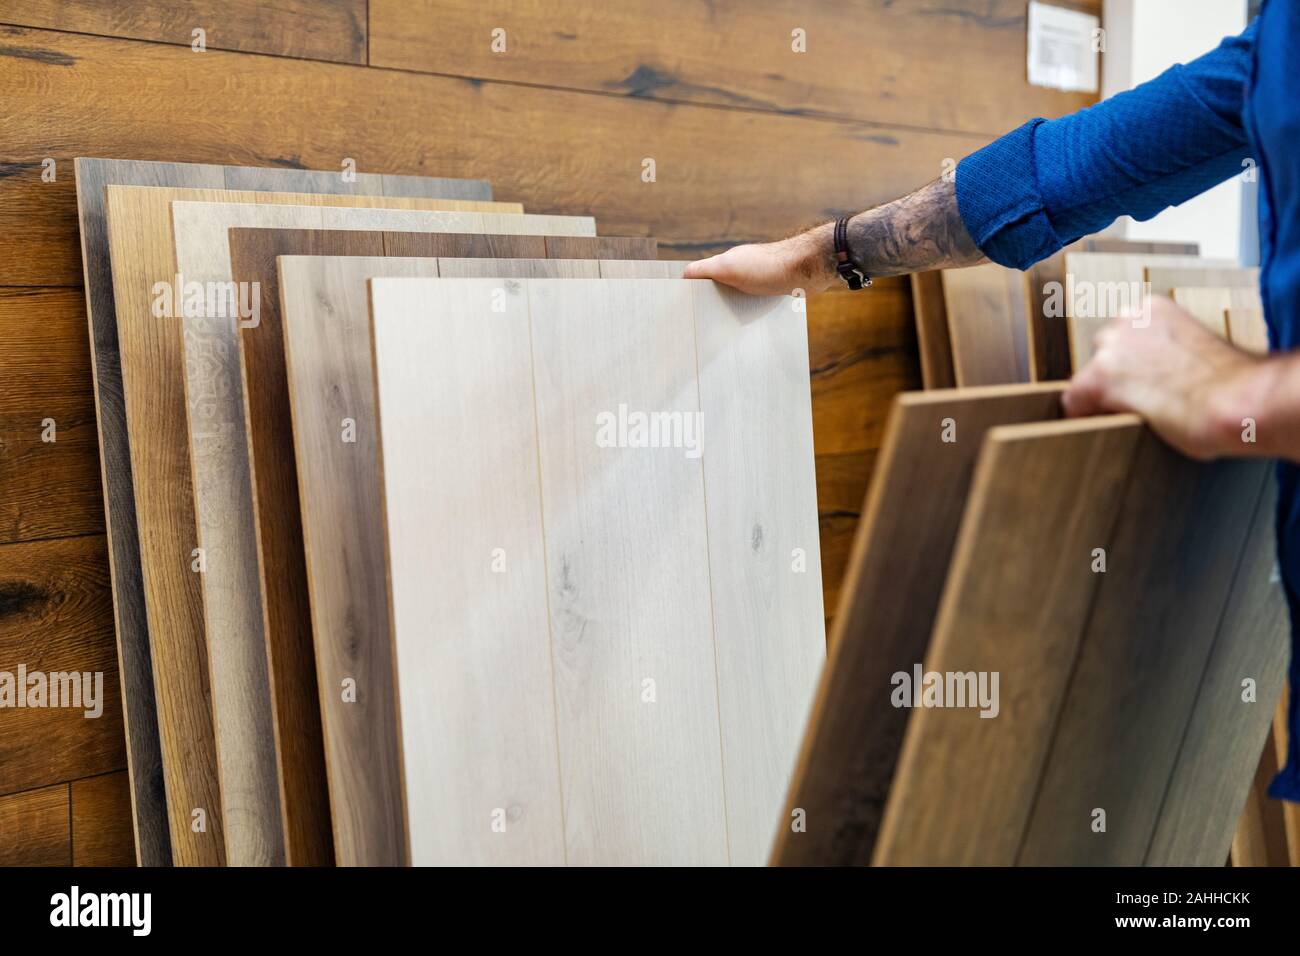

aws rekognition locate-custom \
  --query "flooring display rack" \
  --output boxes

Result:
[0,149,1282,869]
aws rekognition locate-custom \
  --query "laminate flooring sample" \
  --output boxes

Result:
[772,383,1066,866]
[1025,240,1198,382]
[1171,286,1262,338]
[173,206,606,869]
[1016,439,1266,864]
[225,231,655,866]
[1227,307,1271,354]
[873,415,1142,865]
[364,276,822,864]
[75,157,500,866]
[1146,265,1259,297]
[277,257,675,863]
[908,271,957,389]
[104,185,590,866]
[939,263,1031,386]
[1064,254,1234,368]
[1147,474,1289,865]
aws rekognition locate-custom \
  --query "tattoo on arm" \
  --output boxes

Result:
[824,178,988,279]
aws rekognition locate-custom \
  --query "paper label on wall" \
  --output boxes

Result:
[1027,1,1101,93]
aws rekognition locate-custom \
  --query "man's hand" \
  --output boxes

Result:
[1063,295,1266,460]
[683,226,836,297]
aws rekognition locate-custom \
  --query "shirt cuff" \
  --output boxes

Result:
[956,119,1064,271]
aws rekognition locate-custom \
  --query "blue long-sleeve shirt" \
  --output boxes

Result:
[956,0,1300,801]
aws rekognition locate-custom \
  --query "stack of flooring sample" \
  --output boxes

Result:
[774,383,1288,866]
[76,157,826,866]
[908,239,1221,387]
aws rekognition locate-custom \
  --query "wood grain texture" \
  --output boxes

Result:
[693,283,825,864]
[1147,475,1290,866]
[230,231,649,867]
[76,159,225,870]
[1171,286,1261,339]
[0,784,70,866]
[106,187,568,867]
[5,26,992,275]
[1227,307,1271,354]
[0,535,125,798]
[1064,254,1236,368]
[0,288,104,544]
[908,272,956,389]
[1025,240,1199,380]
[371,277,566,866]
[172,202,584,868]
[0,0,368,62]
[773,383,1065,866]
[518,277,728,864]
[1017,441,1267,865]
[277,257,675,865]
[75,158,498,867]
[940,263,1031,386]
[71,770,136,866]
[1232,729,1291,867]
[807,284,922,621]
[873,416,1142,865]
[222,165,498,202]
[1145,265,1260,297]
[369,0,1100,133]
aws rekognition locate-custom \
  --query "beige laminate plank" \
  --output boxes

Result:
[1171,286,1261,339]
[369,276,565,865]
[874,415,1141,865]
[1227,307,1271,355]
[1146,265,1260,297]
[1064,254,1235,368]
[277,257,679,864]
[692,283,825,865]
[524,277,728,864]
[105,183,590,866]
[773,382,1066,865]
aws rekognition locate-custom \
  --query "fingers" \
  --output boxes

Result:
[682,254,724,280]
[1062,363,1107,419]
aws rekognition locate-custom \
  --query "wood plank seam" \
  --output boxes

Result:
[1009,423,1147,865]
[1141,470,1271,862]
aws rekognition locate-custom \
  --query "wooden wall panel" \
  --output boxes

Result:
[940,263,1031,386]
[71,770,135,866]
[0,535,124,796]
[1,26,990,270]
[0,784,70,865]
[0,1,369,63]
[806,282,922,622]
[369,0,1100,133]
[0,288,103,544]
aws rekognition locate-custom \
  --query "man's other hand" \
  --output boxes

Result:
[1064,295,1265,461]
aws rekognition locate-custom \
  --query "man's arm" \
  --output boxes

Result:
[688,22,1257,293]
[682,177,986,296]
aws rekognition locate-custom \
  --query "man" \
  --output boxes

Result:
[686,6,1300,802]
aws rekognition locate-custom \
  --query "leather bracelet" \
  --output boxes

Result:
[833,216,872,291]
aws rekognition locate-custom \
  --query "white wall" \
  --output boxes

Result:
[1100,0,1249,260]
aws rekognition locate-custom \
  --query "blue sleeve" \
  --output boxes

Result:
[957,22,1257,270]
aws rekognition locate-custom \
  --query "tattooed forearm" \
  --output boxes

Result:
[802,178,987,283]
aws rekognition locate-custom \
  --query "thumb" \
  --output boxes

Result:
[683,255,723,280]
